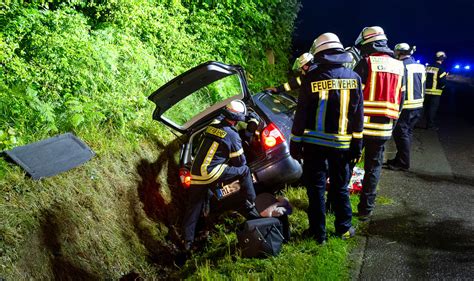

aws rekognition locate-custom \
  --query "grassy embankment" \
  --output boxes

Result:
[0,1,379,279]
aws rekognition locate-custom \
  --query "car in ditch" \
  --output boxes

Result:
[148,61,302,211]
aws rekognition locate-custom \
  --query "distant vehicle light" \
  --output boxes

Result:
[416,60,421,63]
[454,64,461,69]
[464,65,470,70]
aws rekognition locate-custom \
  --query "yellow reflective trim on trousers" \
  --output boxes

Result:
[229,148,244,158]
[284,82,291,91]
[201,141,219,176]
[369,71,376,100]
[364,101,399,110]
[363,129,393,137]
[339,89,350,135]
[191,163,228,183]
[296,76,302,86]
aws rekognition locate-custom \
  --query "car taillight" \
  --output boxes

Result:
[179,168,191,189]
[261,123,285,151]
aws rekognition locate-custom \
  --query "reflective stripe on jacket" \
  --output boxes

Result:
[425,62,447,96]
[291,64,364,150]
[190,119,245,185]
[354,53,405,139]
[403,57,425,109]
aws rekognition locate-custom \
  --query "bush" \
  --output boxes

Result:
[0,0,300,150]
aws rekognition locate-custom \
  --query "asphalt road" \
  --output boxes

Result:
[355,111,474,280]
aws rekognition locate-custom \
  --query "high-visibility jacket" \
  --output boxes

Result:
[354,53,405,139]
[425,62,447,96]
[190,118,245,185]
[291,59,364,151]
[401,57,425,110]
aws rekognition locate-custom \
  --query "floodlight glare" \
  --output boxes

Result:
[464,65,470,70]
[454,64,461,69]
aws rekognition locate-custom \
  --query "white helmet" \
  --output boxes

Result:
[226,99,247,115]
[310,33,344,55]
[395,43,416,57]
[358,26,387,45]
[292,52,313,71]
[223,99,247,121]
[436,51,447,60]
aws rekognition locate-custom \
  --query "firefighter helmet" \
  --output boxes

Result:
[357,26,387,45]
[436,51,447,60]
[310,33,344,55]
[394,43,416,57]
[223,99,247,121]
[292,52,314,71]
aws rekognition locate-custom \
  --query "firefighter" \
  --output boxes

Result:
[290,32,364,243]
[182,100,260,251]
[423,51,448,130]
[353,26,405,221]
[269,52,314,93]
[386,43,425,171]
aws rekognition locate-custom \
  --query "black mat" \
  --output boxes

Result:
[3,133,95,180]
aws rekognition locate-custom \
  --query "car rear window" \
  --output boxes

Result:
[260,94,296,115]
[163,74,243,127]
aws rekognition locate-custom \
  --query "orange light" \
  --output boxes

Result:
[184,176,191,187]
[179,168,192,189]
[261,123,285,150]
[264,136,277,148]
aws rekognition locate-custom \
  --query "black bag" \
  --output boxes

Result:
[237,218,285,258]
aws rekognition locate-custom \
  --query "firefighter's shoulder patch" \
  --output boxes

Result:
[205,126,227,138]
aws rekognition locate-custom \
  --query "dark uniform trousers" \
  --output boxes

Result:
[302,144,352,242]
[392,108,422,168]
[424,95,441,128]
[183,165,256,242]
[358,138,386,215]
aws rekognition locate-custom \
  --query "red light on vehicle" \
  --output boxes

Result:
[261,123,285,150]
[179,168,191,189]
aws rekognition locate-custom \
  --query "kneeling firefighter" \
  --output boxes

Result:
[182,100,260,251]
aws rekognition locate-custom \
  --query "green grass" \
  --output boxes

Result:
[179,187,362,280]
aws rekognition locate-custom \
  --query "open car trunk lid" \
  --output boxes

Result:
[148,61,252,135]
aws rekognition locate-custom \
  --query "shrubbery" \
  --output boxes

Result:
[0,0,300,150]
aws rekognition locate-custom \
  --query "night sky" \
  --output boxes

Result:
[292,0,474,69]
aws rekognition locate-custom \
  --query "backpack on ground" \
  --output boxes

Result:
[237,217,285,258]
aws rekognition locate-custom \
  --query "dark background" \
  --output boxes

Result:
[292,0,474,70]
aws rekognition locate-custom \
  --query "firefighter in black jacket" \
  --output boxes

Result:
[182,100,260,251]
[270,53,314,93]
[386,43,425,171]
[290,33,364,243]
[424,51,448,130]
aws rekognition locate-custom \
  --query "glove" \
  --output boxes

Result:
[348,139,362,166]
[245,111,260,123]
[289,141,303,163]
